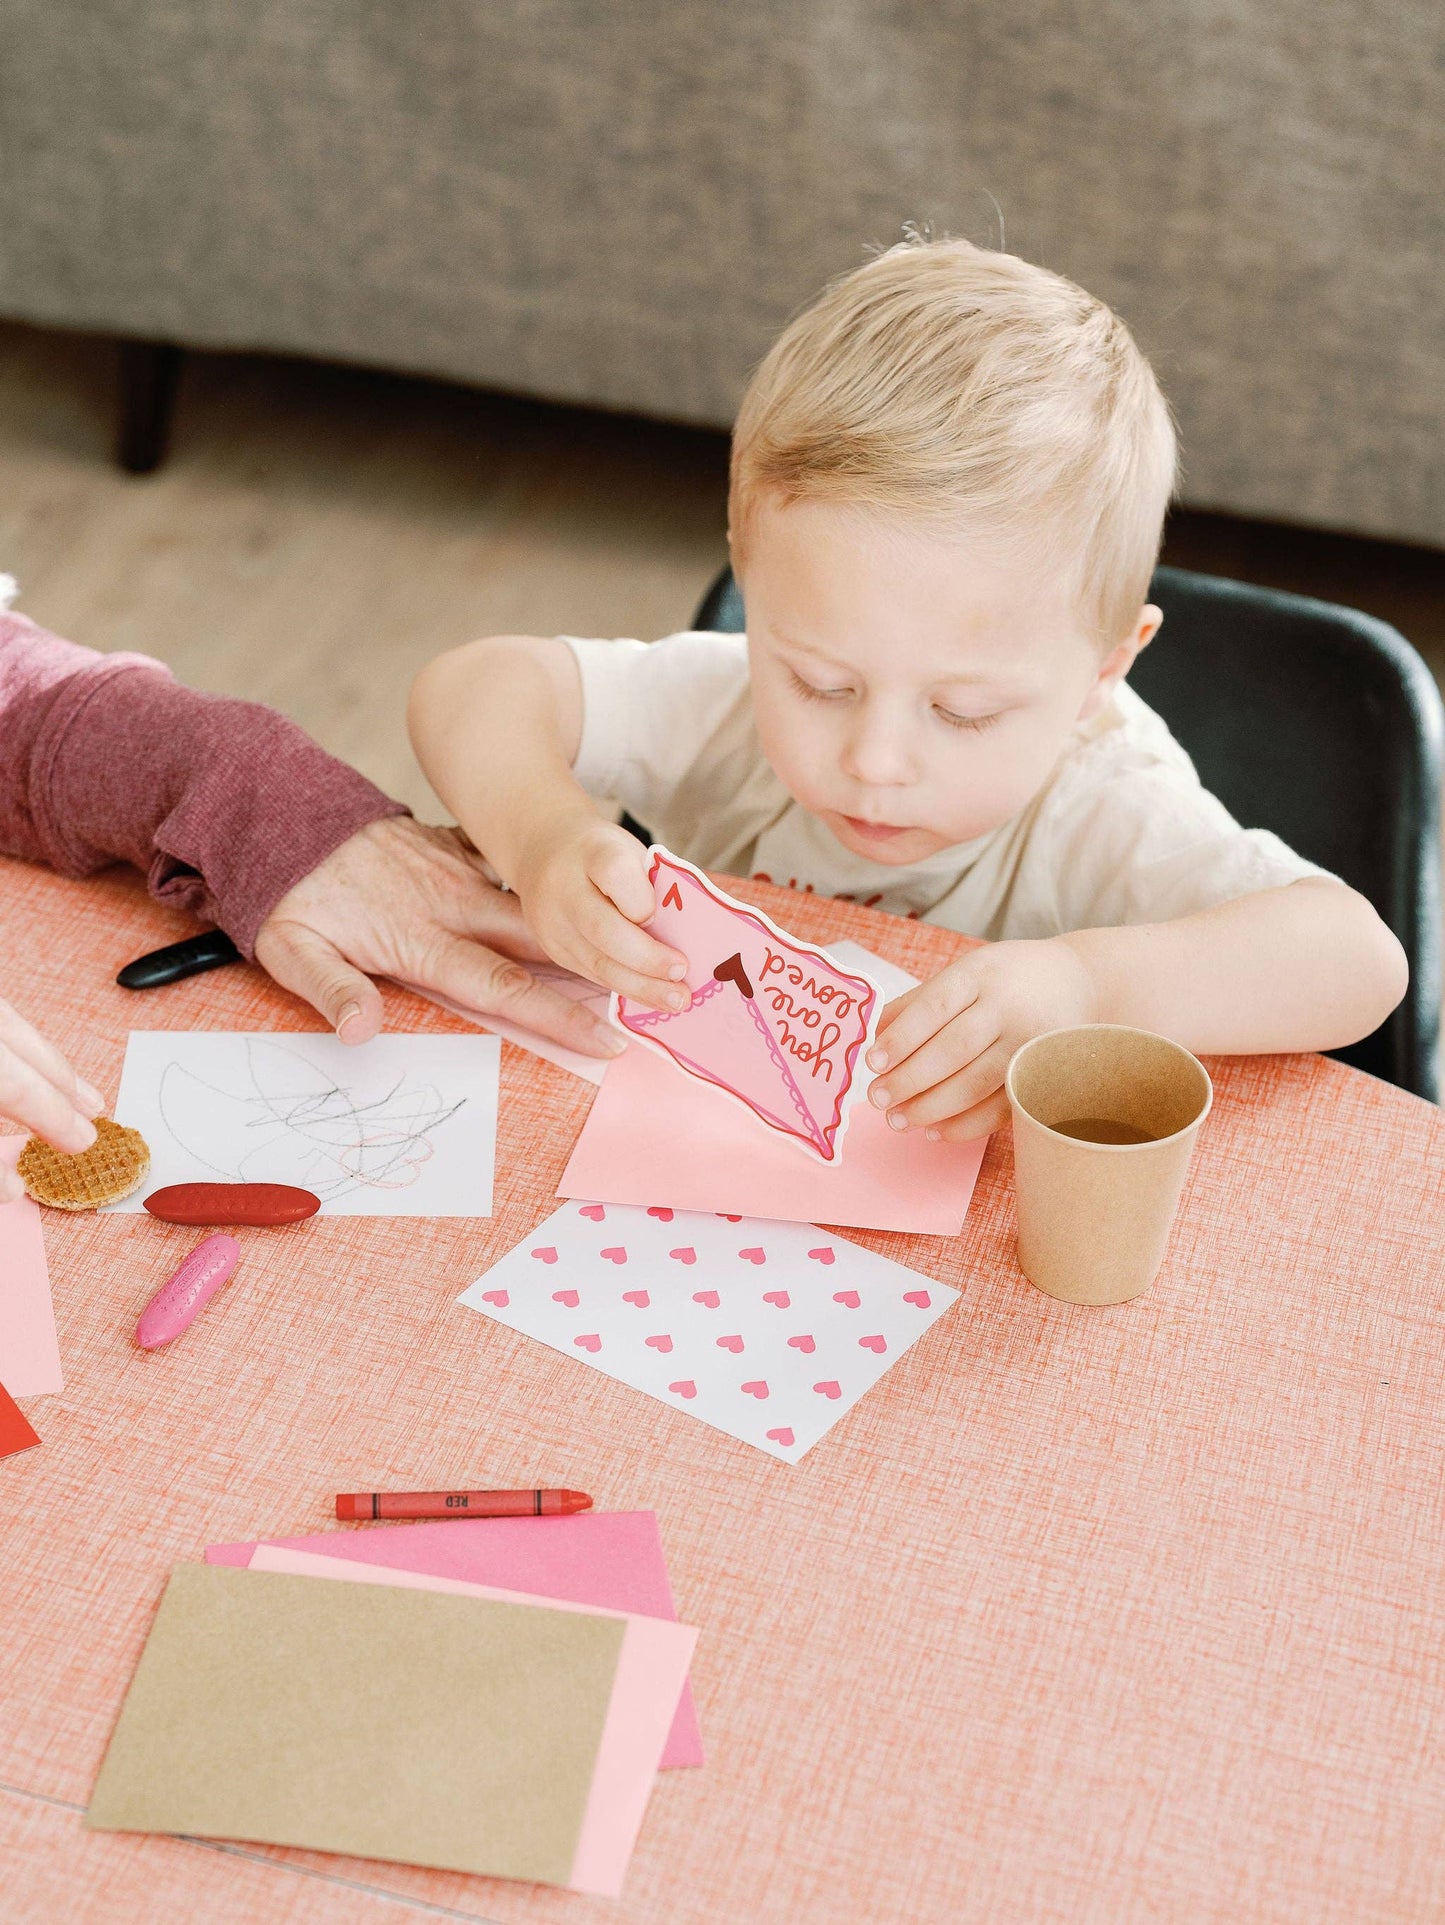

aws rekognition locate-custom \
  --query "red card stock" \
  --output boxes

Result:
[0,1380,40,1460]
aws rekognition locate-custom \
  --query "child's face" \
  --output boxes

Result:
[736,496,1156,865]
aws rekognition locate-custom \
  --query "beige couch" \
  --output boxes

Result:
[1,1,1440,544]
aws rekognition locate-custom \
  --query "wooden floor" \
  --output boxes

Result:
[3,321,1443,817]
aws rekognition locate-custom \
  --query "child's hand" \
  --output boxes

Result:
[513,816,689,1013]
[865,939,1098,1141]
[0,996,107,1198]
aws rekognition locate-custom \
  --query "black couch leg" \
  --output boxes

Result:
[117,340,183,474]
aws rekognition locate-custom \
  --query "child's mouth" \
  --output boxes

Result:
[839,814,911,844]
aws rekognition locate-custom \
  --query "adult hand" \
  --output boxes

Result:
[254,816,627,1056]
[0,997,106,1199]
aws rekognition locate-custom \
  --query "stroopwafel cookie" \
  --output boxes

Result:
[17,1117,151,1212]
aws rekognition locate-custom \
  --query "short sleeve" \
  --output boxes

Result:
[562,631,750,827]
[1037,758,1336,936]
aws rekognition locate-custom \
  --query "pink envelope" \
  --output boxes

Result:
[206,1510,703,1768]
[562,1040,986,1235]
[0,1138,62,1398]
[617,851,879,1162]
[247,1546,696,1898]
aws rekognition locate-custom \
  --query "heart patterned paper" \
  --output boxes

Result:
[458,1201,958,1463]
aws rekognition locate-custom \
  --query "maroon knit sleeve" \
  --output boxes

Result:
[0,611,407,956]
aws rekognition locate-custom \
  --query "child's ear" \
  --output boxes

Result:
[1077,605,1163,719]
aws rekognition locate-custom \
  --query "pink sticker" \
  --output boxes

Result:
[615,849,880,1163]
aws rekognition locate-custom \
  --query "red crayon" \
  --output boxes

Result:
[336,1489,593,1522]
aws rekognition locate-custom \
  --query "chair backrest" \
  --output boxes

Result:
[692,563,1442,1102]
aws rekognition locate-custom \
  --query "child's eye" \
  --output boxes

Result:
[934,704,1003,732]
[789,668,853,703]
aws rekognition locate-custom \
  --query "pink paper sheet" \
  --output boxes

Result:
[560,1041,986,1234]
[0,1138,62,1397]
[248,1546,697,1898]
[206,1510,703,1768]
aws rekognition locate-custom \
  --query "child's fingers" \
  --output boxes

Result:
[570,894,685,1009]
[924,1088,1012,1144]
[875,1035,1010,1133]
[585,840,687,982]
[868,1002,998,1111]
[867,967,980,1073]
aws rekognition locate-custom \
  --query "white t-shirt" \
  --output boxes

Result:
[564,631,1331,941]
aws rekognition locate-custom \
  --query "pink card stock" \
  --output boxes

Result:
[461,1202,957,1463]
[616,851,880,1161]
[247,1547,697,1897]
[205,1509,703,1768]
[0,1138,62,1397]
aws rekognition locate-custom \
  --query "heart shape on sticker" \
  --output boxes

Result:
[859,1333,887,1353]
[646,1207,674,1221]
[552,1288,580,1308]
[645,1333,673,1352]
[766,1427,795,1447]
[787,1334,816,1353]
[669,1379,697,1399]
[807,1247,835,1265]
[833,1290,861,1309]
[480,1289,509,1307]
[716,1334,744,1353]
[574,1333,602,1352]
[741,1380,769,1399]
[621,1289,650,1307]
[813,1379,842,1399]
[531,1246,558,1264]
[738,1247,766,1264]
[693,1290,721,1309]
[600,1247,628,1264]
[670,1247,697,1265]
[579,1204,605,1221]
[903,1289,932,1308]
[762,1289,791,1308]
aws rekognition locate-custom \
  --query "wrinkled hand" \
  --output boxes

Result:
[0,997,106,1199]
[865,938,1099,1141]
[511,813,686,1014]
[255,816,627,1055]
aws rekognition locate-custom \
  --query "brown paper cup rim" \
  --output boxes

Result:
[1005,1024,1213,1149]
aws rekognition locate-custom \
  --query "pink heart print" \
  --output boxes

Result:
[813,1379,842,1399]
[762,1290,791,1308]
[574,1333,602,1352]
[480,1289,509,1307]
[600,1247,628,1264]
[859,1334,887,1353]
[716,1334,745,1353]
[692,1290,721,1308]
[902,1289,932,1308]
[531,1246,558,1264]
[621,1289,650,1307]
[717,1214,742,1222]
[740,1380,769,1399]
[833,1290,861,1309]
[578,1204,606,1221]
[552,1289,580,1308]
[615,849,878,1162]
[669,1247,697,1265]
[787,1334,816,1353]
[669,1380,697,1399]
[646,1207,674,1220]
[808,1247,835,1265]
[766,1427,795,1447]
[645,1334,674,1352]
[738,1247,766,1265]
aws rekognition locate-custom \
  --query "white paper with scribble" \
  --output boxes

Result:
[110,1032,499,1216]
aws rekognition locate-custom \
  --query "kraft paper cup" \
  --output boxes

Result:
[1005,1025,1213,1306]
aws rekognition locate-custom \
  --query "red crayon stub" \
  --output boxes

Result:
[143,1182,321,1227]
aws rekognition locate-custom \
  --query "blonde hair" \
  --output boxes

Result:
[730,236,1177,646]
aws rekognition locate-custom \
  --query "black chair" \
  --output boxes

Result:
[692,564,1443,1102]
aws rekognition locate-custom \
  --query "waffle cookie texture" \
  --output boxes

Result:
[17,1117,151,1211]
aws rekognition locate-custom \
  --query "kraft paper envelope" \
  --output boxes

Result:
[205,1508,704,1768]
[86,1563,624,1888]
[249,1546,698,1895]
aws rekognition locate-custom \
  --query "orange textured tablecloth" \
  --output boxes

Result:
[1,858,1442,1925]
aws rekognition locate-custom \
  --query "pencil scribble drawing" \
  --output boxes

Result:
[154,1037,468,1200]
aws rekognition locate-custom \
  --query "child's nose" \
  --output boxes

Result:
[840,710,914,788]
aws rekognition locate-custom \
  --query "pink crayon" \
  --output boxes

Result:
[136,1235,241,1350]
